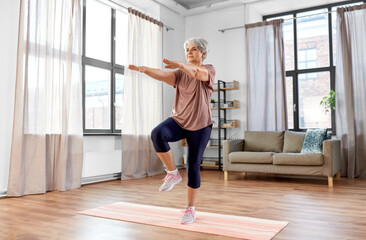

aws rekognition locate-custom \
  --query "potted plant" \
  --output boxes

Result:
[320,90,335,114]
[211,99,215,108]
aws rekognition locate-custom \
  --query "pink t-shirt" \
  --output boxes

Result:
[171,64,216,131]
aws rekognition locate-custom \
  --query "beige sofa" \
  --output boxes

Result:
[223,131,341,187]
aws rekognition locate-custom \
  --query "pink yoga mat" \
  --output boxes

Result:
[78,202,288,240]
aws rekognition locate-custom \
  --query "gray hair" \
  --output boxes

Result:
[183,37,209,61]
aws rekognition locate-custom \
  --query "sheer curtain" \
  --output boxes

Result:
[335,4,366,178]
[245,19,288,131]
[7,0,83,196]
[121,8,163,179]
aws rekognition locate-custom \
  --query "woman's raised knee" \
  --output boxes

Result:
[151,127,161,143]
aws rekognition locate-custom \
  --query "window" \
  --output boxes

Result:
[298,49,317,81]
[82,0,128,134]
[264,0,365,132]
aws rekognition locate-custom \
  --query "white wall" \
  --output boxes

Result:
[0,0,20,194]
[160,5,186,166]
[82,136,122,178]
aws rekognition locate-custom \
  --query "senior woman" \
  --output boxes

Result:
[128,37,215,224]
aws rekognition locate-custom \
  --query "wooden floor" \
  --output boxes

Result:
[1,169,366,240]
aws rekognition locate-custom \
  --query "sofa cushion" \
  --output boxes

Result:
[244,131,284,153]
[273,153,324,166]
[283,131,306,153]
[301,128,327,154]
[229,152,273,164]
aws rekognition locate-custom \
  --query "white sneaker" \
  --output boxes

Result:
[180,207,196,224]
[159,170,182,192]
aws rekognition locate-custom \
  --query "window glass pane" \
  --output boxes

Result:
[298,63,306,69]
[298,50,305,61]
[115,73,124,130]
[331,2,363,65]
[85,66,111,129]
[307,49,317,60]
[308,62,316,68]
[286,76,294,129]
[116,10,128,66]
[86,0,111,62]
[298,71,331,129]
[267,15,294,70]
[297,9,329,69]
[298,48,317,69]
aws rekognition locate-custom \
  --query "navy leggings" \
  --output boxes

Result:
[151,117,212,189]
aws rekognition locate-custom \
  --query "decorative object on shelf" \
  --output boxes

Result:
[210,98,215,108]
[320,90,335,114]
[213,80,239,91]
[212,120,239,129]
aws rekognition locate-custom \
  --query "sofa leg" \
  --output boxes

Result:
[224,171,228,181]
[242,172,246,177]
[328,177,333,187]
[336,171,341,180]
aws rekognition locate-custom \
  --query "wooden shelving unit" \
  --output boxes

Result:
[181,80,240,170]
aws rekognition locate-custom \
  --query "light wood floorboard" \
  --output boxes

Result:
[1,169,366,240]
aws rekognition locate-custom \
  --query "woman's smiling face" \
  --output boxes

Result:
[185,43,205,64]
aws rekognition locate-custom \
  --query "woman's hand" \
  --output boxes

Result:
[128,64,147,73]
[163,58,183,69]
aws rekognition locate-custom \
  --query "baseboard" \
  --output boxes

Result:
[0,189,7,197]
[81,173,121,185]
[2,170,181,193]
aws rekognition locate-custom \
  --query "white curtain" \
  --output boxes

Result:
[335,4,366,178]
[121,8,163,179]
[245,19,288,131]
[7,0,83,196]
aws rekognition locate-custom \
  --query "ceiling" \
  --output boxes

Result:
[172,0,226,9]
[154,0,255,16]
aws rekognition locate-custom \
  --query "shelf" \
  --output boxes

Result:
[213,120,239,129]
[181,139,222,148]
[180,162,222,168]
[213,80,239,92]
[206,145,221,148]
[181,163,222,168]
[181,156,222,167]
[212,100,239,110]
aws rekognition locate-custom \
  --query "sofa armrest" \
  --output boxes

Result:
[223,139,244,169]
[322,139,341,176]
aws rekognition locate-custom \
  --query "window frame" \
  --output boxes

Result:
[82,0,126,135]
[263,0,366,133]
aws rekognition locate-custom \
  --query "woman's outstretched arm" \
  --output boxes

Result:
[128,64,176,86]
[163,58,209,82]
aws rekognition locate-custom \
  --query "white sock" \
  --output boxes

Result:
[167,168,178,175]
[187,206,195,210]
